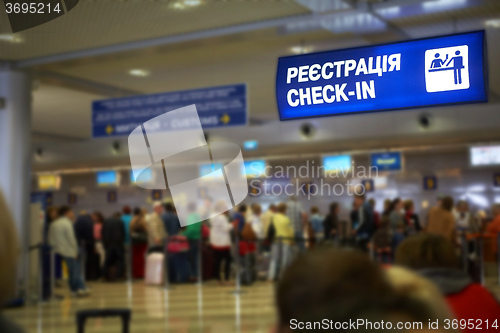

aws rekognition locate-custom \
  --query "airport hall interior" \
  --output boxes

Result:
[1,0,500,332]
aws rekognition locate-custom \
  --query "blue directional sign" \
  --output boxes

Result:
[276,31,487,120]
[371,152,402,171]
[92,84,247,138]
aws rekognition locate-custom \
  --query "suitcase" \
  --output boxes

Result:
[145,253,164,285]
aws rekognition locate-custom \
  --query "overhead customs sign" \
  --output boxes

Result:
[276,31,487,120]
[92,84,247,138]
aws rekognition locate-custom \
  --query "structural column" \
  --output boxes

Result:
[0,67,32,299]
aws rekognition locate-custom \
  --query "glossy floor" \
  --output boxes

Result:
[5,276,500,333]
[5,281,276,333]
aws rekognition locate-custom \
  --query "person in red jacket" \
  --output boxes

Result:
[395,233,500,332]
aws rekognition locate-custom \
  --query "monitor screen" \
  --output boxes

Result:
[38,175,61,190]
[323,155,352,174]
[243,160,267,177]
[97,171,118,186]
[470,146,500,166]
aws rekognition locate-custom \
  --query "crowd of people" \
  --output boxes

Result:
[1,190,500,332]
[41,192,500,297]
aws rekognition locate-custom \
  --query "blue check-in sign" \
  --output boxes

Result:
[276,31,487,120]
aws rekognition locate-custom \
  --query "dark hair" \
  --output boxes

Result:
[388,198,401,213]
[93,211,105,223]
[441,196,454,212]
[329,202,338,215]
[310,206,319,214]
[164,202,175,212]
[277,202,287,214]
[58,205,72,217]
[133,207,141,216]
[395,234,458,270]
[122,205,131,214]
[403,199,414,212]
[238,204,247,213]
[277,248,394,327]
[113,212,121,219]
[354,193,366,201]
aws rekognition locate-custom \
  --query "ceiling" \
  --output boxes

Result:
[0,0,499,169]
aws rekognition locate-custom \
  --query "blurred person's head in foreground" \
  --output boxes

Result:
[395,234,475,296]
[0,192,19,307]
[384,266,454,322]
[276,248,448,332]
[395,233,458,271]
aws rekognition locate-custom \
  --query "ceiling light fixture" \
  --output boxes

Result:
[171,0,202,10]
[290,45,313,55]
[128,69,150,77]
[485,19,500,28]
[0,34,23,43]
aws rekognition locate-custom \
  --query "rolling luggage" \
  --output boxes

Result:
[145,253,164,285]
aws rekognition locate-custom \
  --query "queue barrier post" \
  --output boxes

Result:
[477,236,485,286]
[80,240,86,282]
[197,236,203,285]
[163,238,172,290]
[231,230,244,295]
[50,247,55,299]
[461,231,468,272]
[127,244,132,285]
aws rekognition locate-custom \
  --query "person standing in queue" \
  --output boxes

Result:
[268,202,294,281]
[209,200,233,286]
[350,194,374,251]
[286,196,306,252]
[309,206,323,241]
[130,207,149,278]
[404,199,421,234]
[121,206,132,247]
[163,202,180,236]
[147,202,167,253]
[486,204,500,256]
[49,206,90,297]
[92,211,105,277]
[322,202,339,241]
[73,211,96,280]
[182,203,202,282]
[260,204,276,251]
[102,212,126,281]
[426,196,455,243]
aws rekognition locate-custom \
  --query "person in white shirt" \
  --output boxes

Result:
[250,204,264,240]
[209,200,233,285]
[454,200,473,232]
[49,206,89,297]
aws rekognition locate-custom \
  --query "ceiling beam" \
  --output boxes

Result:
[36,71,141,97]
